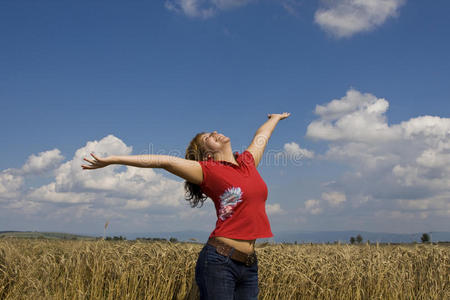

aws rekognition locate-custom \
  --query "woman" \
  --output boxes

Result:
[81,112,291,299]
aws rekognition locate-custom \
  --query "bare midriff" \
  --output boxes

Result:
[215,236,256,255]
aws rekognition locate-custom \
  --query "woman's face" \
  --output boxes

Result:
[201,131,230,153]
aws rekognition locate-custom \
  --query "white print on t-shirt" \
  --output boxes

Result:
[218,187,243,221]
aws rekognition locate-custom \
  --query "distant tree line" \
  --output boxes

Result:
[105,236,127,241]
[349,234,364,244]
[421,233,430,243]
[347,233,435,244]
[135,237,178,243]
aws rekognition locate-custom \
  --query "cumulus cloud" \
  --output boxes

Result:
[314,0,406,38]
[47,135,184,207]
[0,170,24,200]
[165,0,255,18]
[27,182,94,204]
[0,135,187,224]
[20,149,65,175]
[283,142,315,159]
[299,191,346,216]
[307,89,396,143]
[305,88,450,222]
[165,0,407,40]
[274,142,314,166]
[266,203,284,215]
[304,199,322,215]
[321,191,346,206]
[0,149,65,201]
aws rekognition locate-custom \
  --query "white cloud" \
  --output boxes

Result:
[20,149,65,175]
[165,0,407,40]
[0,149,64,201]
[305,88,450,222]
[50,135,184,207]
[321,191,346,206]
[266,203,284,215]
[5,199,43,215]
[314,0,406,38]
[0,135,187,223]
[274,142,314,166]
[401,115,450,139]
[283,142,315,159]
[298,192,346,217]
[26,182,94,204]
[304,199,322,215]
[165,0,255,19]
[307,89,397,143]
[0,169,24,200]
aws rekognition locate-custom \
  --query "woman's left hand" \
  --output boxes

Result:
[267,112,291,120]
[81,153,112,170]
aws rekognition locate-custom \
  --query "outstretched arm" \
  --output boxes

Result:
[81,153,203,185]
[246,112,291,168]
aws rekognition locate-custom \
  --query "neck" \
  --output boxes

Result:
[213,147,239,166]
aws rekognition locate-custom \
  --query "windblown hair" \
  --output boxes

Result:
[184,132,210,208]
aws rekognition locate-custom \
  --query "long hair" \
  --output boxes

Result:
[184,132,209,208]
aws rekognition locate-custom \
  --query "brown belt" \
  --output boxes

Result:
[207,237,257,267]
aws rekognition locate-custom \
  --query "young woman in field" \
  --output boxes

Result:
[81,112,291,300]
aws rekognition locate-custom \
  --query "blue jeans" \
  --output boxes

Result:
[195,243,259,300]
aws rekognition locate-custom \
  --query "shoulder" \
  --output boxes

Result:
[239,150,255,167]
[198,159,223,179]
[198,159,233,190]
[198,159,223,168]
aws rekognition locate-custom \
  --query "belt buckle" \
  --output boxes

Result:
[216,245,229,257]
[245,253,256,267]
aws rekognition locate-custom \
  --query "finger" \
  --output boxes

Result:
[82,165,98,170]
[84,158,94,164]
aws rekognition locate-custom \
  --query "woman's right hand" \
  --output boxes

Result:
[267,112,291,120]
[81,153,112,170]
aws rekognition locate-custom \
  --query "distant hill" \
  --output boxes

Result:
[106,230,450,244]
[273,230,450,244]
[0,231,97,240]
[2,230,449,244]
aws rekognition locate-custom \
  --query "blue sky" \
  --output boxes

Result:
[1,0,449,236]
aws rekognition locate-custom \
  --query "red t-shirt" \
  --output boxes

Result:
[199,150,273,240]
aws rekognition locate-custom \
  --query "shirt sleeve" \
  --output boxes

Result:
[240,150,256,167]
[198,160,221,192]
[198,160,209,190]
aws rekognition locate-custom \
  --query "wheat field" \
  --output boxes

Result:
[0,239,448,300]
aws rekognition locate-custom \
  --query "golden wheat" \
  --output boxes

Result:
[0,239,448,299]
